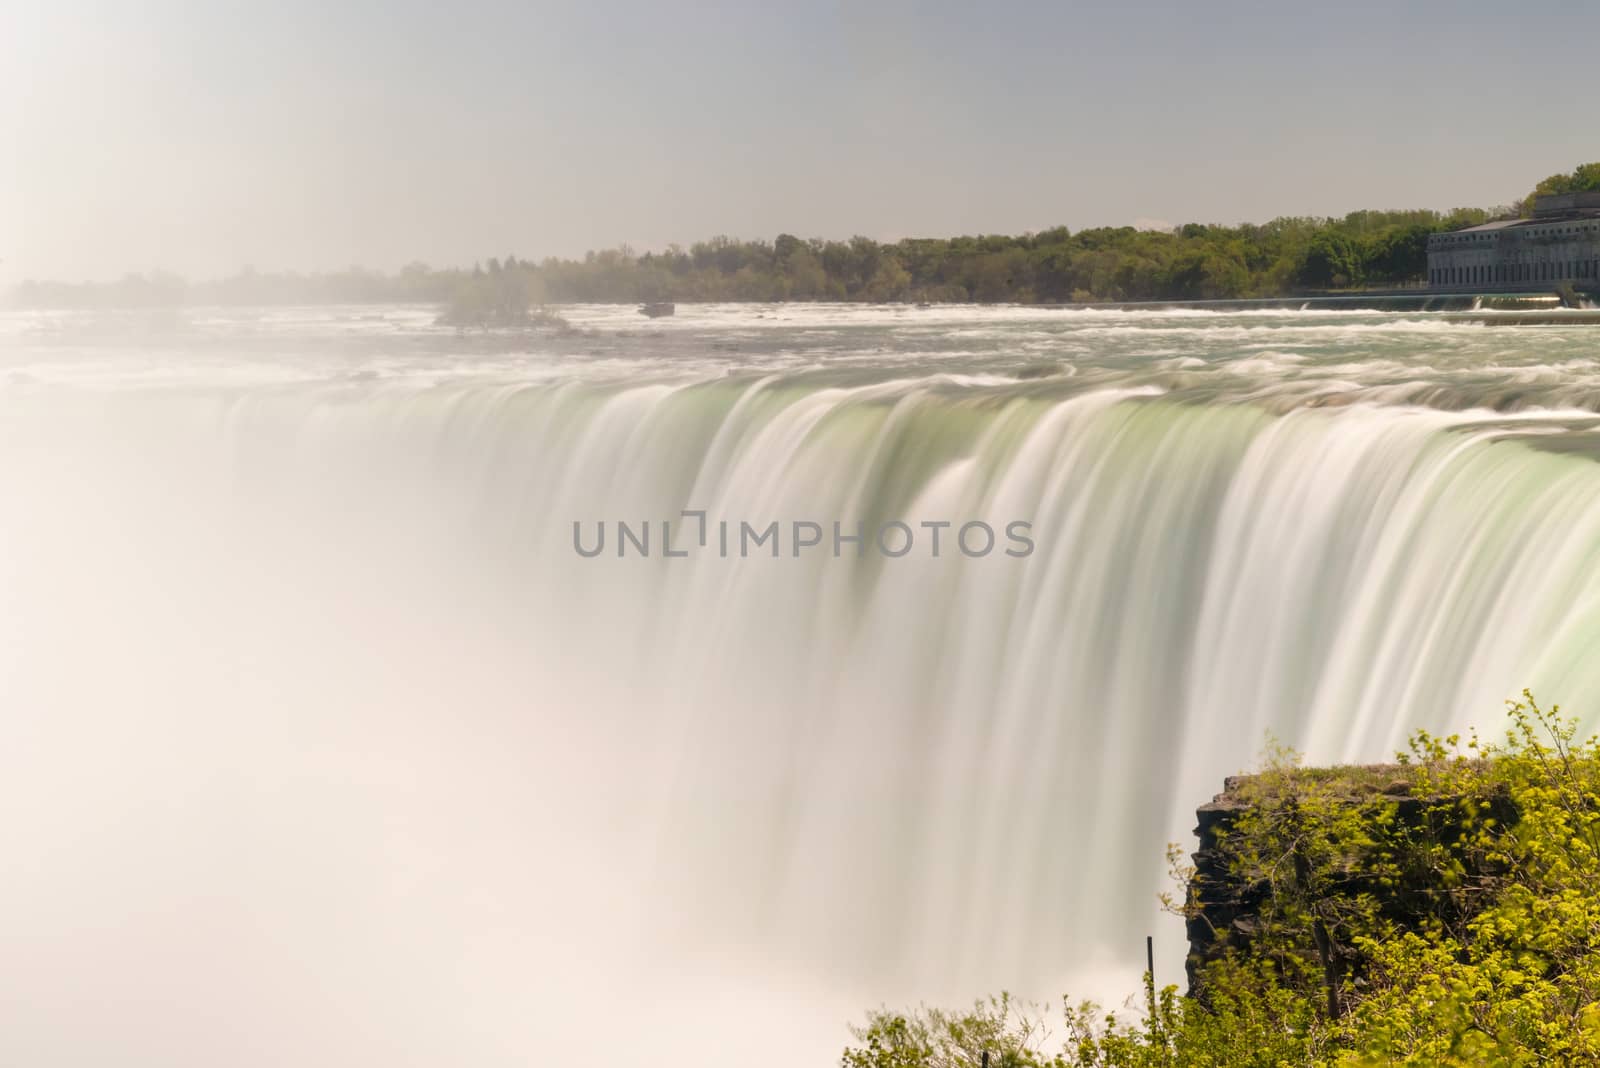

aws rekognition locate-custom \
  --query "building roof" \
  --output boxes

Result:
[1456,219,1527,233]
[1437,212,1600,239]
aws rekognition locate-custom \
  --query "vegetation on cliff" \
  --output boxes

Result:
[842,694,1600,1066]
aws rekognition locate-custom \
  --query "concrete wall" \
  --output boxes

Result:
[1428,217,1600,291]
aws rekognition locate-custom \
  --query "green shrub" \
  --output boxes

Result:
[843,694,1600,1067]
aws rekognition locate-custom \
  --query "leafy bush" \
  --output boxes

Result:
[843,693,1600,1066]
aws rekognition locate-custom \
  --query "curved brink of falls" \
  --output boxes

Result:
[509,375,1600,980]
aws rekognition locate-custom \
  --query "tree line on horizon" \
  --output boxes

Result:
[5,209,1495,312]
[14,164,1598,312]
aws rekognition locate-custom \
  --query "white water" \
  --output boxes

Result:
[5,303,1600,1065]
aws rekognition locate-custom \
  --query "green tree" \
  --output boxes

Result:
[1299,231,1364,289]
[1523,162,1600,214]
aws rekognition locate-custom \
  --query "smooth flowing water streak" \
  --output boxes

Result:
[4,303,1600,1066]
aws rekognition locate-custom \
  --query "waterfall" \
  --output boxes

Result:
[5,307,1600,1065]
[491,374,1600,985]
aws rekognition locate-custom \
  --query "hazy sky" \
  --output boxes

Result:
[5,0,1598,283]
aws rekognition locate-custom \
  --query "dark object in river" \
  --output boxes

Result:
[639,302,675,318]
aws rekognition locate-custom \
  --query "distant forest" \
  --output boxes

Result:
[14,164,1599,313]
